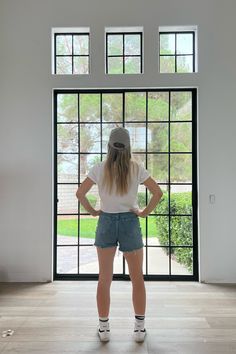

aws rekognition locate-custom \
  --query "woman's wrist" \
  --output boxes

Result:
[140,209,149,217]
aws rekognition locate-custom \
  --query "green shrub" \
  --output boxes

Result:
[138,192,146,209]
[154,191,193,272]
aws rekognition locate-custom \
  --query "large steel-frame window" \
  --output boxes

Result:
[53,88,198,281]
[159,32,195,73]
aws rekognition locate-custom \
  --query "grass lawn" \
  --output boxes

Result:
[57,217,158,238]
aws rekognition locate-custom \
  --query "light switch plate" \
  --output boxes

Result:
[209,194,215,203]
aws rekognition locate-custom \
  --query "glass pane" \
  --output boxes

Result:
[80,124,100,153]
[160,56,175,73]
[107,35,123,55]
[132,153,146,165]
[58,154,78,183]
[170,184,192,215]
[177,55,193,73]
[79,184,100,213]
[170,122,192,152]
[57,124,78,153]
[137,183,147,212]
[80,94,100,122]
[171,247,193,275]
[125,123,146,152]
[143,247,147,274]
[148,216,169,246]
[58,184,78,214]
[176,33,193,54]
[56,56,72,74]
[156,215,170,246]
[78,246,97,274]
[57,246,78,274]
[148,247,169,275]
[79,215,98,244]
[147,216,157,245]
[160,34,175,55]
[139,219,147,246]
[101,153,107,162]
[125,34,141,55]
[113,251,125,274]
[170,154,192,183]
[125,56,141,73]
[56,35,72,55]
[74,35,89,55]
[170,216,193,246]
[170,92,192,121]
[108,57,123,74]
[148,92,169,121]
[57,215,78,245]
[147,123,168,152]
[57,94,78,122]
[102,123,123,153]
[125,92,146,121]
[73,56,89,74]
[102,93,123,122]
[80,153,101,179]
[147,154,168,183]
[148,186,169,215]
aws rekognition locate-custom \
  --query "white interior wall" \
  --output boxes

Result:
[0,0,235,282]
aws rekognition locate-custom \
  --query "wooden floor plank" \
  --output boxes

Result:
[0,281,235,353]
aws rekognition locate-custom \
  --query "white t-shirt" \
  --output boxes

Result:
[87,160,150,213]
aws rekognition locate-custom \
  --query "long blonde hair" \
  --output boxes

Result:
[101,144,138,196]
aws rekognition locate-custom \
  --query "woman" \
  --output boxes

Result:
[76,127,163,343]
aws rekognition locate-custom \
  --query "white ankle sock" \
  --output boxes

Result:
[134,314,145,330]
[99,317,109,330]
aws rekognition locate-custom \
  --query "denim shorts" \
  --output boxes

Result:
[94,211,144,252]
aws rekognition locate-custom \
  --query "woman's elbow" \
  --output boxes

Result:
[76,189,83,199]
[153,189,163,199]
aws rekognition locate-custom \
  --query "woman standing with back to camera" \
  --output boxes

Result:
[76,127,163,343]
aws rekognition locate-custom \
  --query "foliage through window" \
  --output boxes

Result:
[159,32,195,73]
[54,33,90,74]
[106,33,143,74]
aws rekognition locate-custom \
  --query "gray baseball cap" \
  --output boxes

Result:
[108,127,130,150]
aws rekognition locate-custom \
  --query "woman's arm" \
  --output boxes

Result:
[75,177,101,217]
[131,176,163,217]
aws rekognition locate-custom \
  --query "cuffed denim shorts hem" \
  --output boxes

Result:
[93,243,118,249]
[94,242,144,253]
[119,245,144,253]
[94,211,144,253]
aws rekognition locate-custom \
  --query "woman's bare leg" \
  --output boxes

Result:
[96,246,117,317]
[123,248,146,315]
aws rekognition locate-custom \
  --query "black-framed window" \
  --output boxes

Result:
[54,88,198,281]
[106,32,143,74]
[159,32,195,73]
[54,33,90,74]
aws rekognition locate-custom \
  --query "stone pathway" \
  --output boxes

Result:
[56,235,191,275]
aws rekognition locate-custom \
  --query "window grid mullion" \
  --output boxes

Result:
[123,34,125,73]
[168,91,171,275]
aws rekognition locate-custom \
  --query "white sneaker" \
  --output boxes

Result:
[133,328,146,342]
[97,324,110,342]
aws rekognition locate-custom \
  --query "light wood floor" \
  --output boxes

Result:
[0,281,236,353]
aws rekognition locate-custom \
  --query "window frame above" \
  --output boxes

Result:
[52,28,90,75]
[159,26,198,74]
[105,29,144,75]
